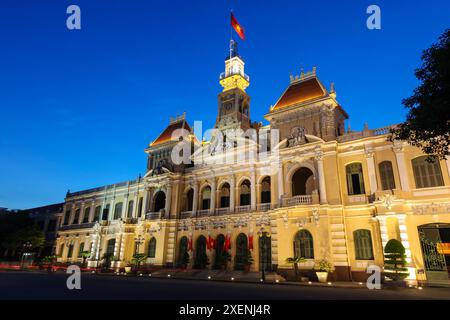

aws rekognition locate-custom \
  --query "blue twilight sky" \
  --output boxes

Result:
[0,1,449,209]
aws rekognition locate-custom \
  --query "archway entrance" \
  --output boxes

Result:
[259,232,272,272]
[235,233,248,270]
[214,234,226,269]
[194,236,208,269]
[178,236,188,267]
[419,224,450,285]
[103,239,115,269]
[291,167,314,196]
[153,191,166,212]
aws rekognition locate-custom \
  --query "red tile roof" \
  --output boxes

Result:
[272,77,326,111]
[150,120,191,147]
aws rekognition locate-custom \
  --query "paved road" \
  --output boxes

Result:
[1,271,450,300]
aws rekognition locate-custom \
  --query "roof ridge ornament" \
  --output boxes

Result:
[169,112,186,124]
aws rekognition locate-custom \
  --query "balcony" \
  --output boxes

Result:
[219,71,250,82]
[283,195,313,206]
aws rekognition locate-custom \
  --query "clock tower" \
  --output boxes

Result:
[215,40,251,133]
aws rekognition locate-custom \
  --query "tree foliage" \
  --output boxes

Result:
[384,239,409,281]
[0,212,45,258]
[391,29,450,159]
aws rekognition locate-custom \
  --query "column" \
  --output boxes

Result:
[250,169,256,210]
[79,202,85,224]
[210,179,216,214]
[165,185,172,217]
[89,202,95,222]
[192,181,199,214]
[277,162,284,206]
[142,188,149,218]
[315,150,328,204]
[119,234,126,261]
[61,203,68,225]
[133,192,139,219]
[378,216,389,249]
[393,142,410,191]
[397,215,415,280]
[108,198,115,221]
[365,146,378,194]
[122,194,129,219]
[446,158,450,180]
[230,175,235,212]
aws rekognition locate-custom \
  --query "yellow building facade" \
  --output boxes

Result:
[56,41,450,284]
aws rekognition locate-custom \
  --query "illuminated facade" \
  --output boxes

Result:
[56,40,450,284]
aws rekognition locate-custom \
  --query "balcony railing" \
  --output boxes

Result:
[219,71,250,82]
[197,209,210,217]
[59,222,96,231]
[283,195,313,206]
[236,205,251,213]
[146,212,161,220]
[216,208,230,215]
[180,211,194,219]
[257,203,271,212]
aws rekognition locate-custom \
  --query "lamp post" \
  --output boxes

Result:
[21,241,33,269]
[134,235,145,272]
[258,231,267,281]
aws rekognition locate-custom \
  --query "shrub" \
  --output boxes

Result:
[384,239,409,281]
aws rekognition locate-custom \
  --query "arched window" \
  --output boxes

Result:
[72,209,80,225]
[261,177,271,204]
[220,183,230,208]
[78,242,85,258]
[235,233,249,270]
[178,236,188,266]
[240,180,251,206]
[214,234,226,269]
[353,229,374,260]
[292,167,314,196]
[293,230,314,259]
[59,244,64,256]
[102,204,110,221]
[201,186,211,210]
[113,202,123,220]
[153,191,166,212]
[83,207,90,223]
[147,237,156,258]
[194,235,208,269]
[346,163,365,195]
[379,161,396,190]
[137,197,143,217]
[412,156,444,188]
[93,206,101,222]
[127,200,134,218]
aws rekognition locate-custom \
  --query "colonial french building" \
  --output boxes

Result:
[56,41,450,284]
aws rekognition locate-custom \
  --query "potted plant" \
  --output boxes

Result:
[124,262,132,273]
[285,256,306,281]
[384,239,409,284]
[194,252,210,269]
[79,250,91,267]
[315,259,333,283]
[242,249,254,272]
[216,251,231,270]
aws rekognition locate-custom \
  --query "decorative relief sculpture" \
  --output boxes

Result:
[287,126,307,147]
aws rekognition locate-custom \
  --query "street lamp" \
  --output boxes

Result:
[134,235,145,272]
[258,231,268,282]
[21,241,33,269]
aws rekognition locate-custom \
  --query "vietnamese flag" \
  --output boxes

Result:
[248,234,253,251]
[231,13,245,40]
[188,237,193,252]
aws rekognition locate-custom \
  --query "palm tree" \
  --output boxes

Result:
[285,256,306,279]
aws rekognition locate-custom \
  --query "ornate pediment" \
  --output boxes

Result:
[287,126,307,147]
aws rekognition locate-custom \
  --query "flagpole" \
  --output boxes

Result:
[229,9,233,61]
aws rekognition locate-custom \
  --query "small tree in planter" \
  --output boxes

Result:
[41,255,57,272]
[315,259,333,283]
[216,251,232,270]
[384,239,409,282]
[242,249,254,272]
[285,256,306,280]
[195,252,210,269]
[131,253,147,273]
[79,251,91,268]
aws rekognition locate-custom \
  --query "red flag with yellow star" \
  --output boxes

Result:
[231,13,245,40]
